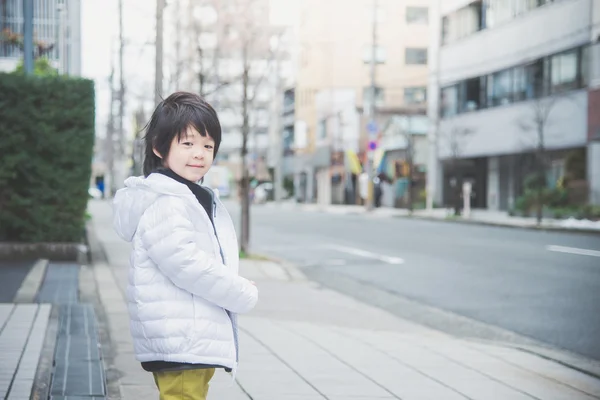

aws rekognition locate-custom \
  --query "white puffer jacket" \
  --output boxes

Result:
[112,173,257,371]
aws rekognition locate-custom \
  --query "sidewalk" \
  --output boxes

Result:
[264,201,600,233]
[88,199,600,400]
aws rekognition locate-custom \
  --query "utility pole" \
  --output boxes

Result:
[365,0,378,211]
[117,0,126,192]
[57,1,67,74]
[106,60,116,197]
[426,0,441,211]
[22,0,33,74]
[273,37,284,202]
[155,0,165,105]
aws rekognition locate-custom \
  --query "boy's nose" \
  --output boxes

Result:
[193,148,206,159]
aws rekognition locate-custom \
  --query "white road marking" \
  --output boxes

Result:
[325,244,405,265]
[546,245,600,258]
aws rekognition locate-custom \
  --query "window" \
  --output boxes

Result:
[442,1,483,44]
[363,86,385,108]
[406,7,428,24]
[363,45,386,64]
[317,119,327,141]
[487,69,512,106]
[441,86,458,117]
[439,44,584,119]
[581,44,594,88]
[462,77,483,111]
[550,49,578,93]
[405,48,427,65]
[512,66,527,101]
[404,87,427,105]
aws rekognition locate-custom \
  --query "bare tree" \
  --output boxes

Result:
[516,95,562,225]
[190,0,280,254]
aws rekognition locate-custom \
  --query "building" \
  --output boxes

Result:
[0,0,81,75]
[293,0,431,205]
[429,0,599,211]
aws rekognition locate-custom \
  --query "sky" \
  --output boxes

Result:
[80,0,298,140]
[81,0,156,139]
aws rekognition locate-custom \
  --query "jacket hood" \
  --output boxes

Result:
[112,173,194,242]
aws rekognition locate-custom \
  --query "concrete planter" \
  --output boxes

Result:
[0,242,88,261]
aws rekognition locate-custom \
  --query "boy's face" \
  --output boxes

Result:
[155,126,215,182]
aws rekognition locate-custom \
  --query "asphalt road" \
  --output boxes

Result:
[225,201,600,362]
[0,261,34,302]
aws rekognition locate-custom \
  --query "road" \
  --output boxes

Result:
[225,201,600,362]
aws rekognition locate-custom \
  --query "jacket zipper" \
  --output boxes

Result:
[203,188,240,374]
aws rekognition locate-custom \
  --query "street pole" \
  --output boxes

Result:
[57,1,67,74]
[365,0,378,211]
[426,0,441,211]
[22,0,33,75]
[106,62,116,197]
[117,0,125,191]
[155,0,165,106]
[274,39,284,203]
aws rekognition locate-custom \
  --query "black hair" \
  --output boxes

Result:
[143,92,222,176]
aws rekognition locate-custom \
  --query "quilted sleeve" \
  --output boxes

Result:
[139,196,258,314]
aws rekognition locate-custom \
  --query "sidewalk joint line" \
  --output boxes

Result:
[353,328,542,400]
[335,328,474,400]
[0,304,16,335]
[468,344,600,399]
[274,321,403,399]
[239,326,330,400]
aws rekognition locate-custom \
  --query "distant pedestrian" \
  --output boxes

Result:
[112,92,258,400]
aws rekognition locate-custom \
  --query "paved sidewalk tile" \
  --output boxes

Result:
[0,303,51,400]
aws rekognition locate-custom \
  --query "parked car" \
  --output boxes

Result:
[253,182,289,204]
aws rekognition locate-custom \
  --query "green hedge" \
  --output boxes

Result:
[0,73,95,242]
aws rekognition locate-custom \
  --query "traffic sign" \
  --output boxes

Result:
[368,140,377,151]
[367,121,377,136]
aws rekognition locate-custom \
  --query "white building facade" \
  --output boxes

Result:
[430,0,598,210]
[0,0,81,75]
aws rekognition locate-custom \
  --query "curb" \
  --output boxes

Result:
[248,252,308,281]
[393,214,600,236]
[13,259,48,303]
[267,203,600,236]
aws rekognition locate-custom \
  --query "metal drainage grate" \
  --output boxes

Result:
[36,263,79,304]
[50,304,106,398]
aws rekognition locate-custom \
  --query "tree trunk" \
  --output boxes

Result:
[535,186,543,226]
[407,136,414,214]
[536,125,545,226]
[239,59,250,254]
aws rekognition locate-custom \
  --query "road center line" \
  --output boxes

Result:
[325,244,404,265]
[546,245,600,258]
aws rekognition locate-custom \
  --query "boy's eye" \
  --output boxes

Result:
[205,145,214,150]
[182,142,193,147]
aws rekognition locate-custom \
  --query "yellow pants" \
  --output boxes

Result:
[153,368,215,400]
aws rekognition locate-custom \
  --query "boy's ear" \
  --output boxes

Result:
[153,148,162,159]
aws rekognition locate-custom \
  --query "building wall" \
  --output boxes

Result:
[0,0,81,75]
[440,0,592,84]
[295,0,431,154]
[439,90,588,159]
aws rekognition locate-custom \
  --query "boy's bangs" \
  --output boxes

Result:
[175,106,219,142]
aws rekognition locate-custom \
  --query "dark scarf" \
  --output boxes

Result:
[157,168,215,223]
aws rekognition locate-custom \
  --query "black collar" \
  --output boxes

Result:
[156,169,214,221]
